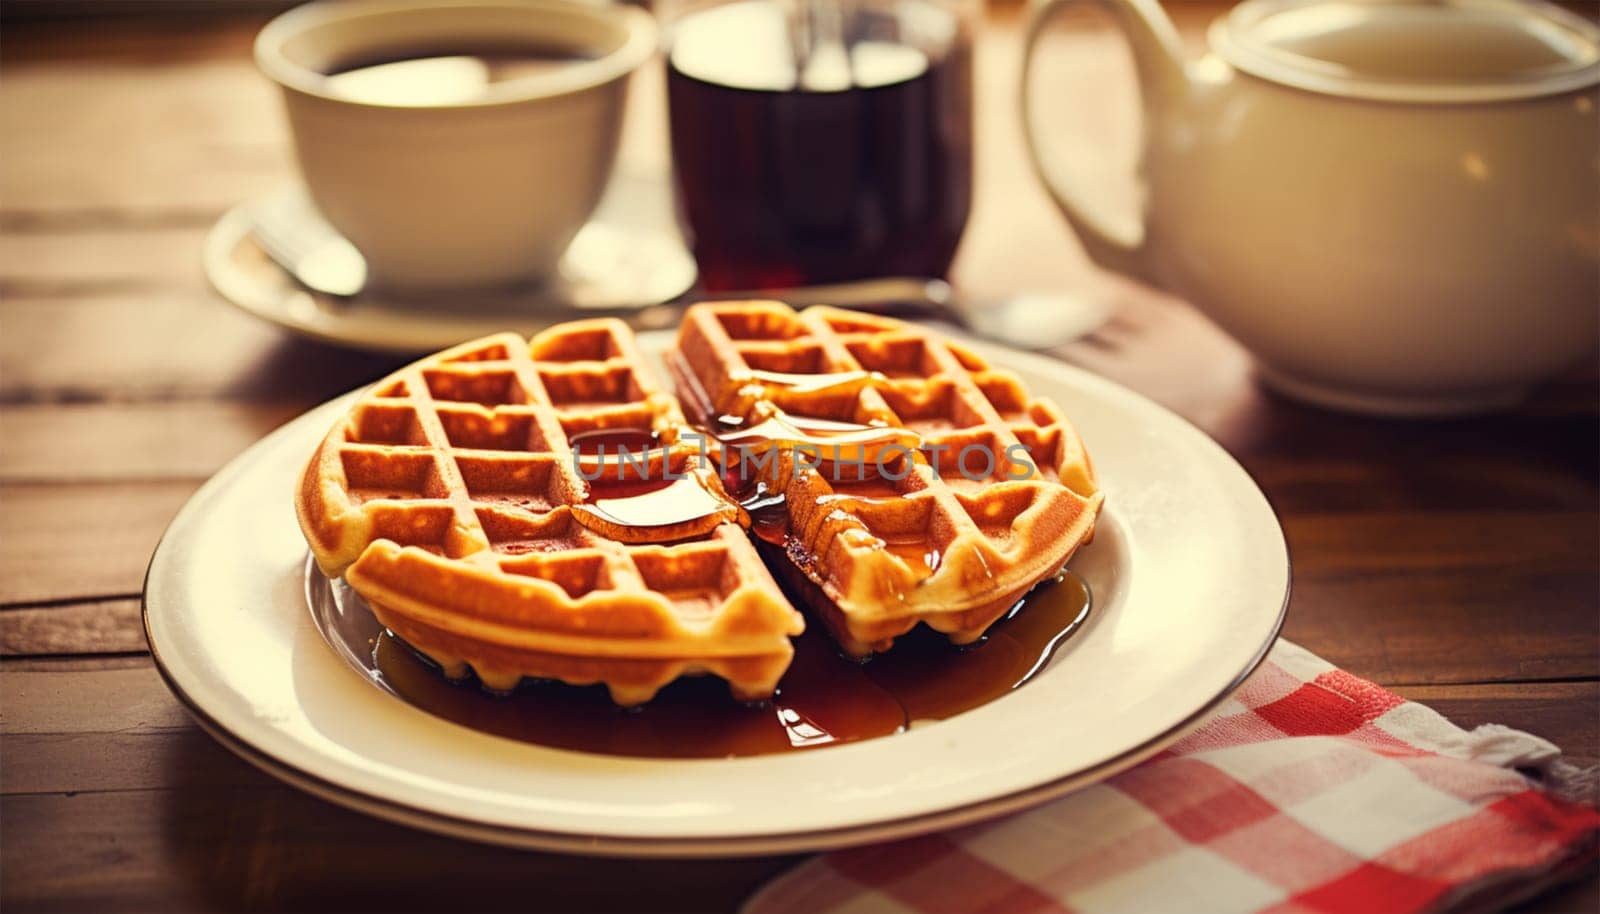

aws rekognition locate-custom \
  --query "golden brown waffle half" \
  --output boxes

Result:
[670,302,1103,656]
[296,321,804,706]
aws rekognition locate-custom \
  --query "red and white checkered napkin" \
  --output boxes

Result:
[745,640,1599,914]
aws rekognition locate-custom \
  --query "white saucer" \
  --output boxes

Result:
[204,175,698,354]
[142,334,1289,857]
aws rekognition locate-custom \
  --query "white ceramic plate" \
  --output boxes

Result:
[143,334,1288,857]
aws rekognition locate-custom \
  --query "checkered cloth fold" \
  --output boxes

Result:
[745,640,1599,914]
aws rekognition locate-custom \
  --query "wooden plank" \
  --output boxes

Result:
[1244,452,1598,515]
[0,655,155,672]
[1281,512,1598,684]
[1287,512,1597,579]
[0,402,303,482]
[1393,682,1600,770]
[1284,575,1600,686]
[0,292,406,403]
[1213,396,1600,477]
[0,598,145,656]
[0,14,262,66]
[0,225,212,296]
[0,49,285,216]
[0,783,799,914]
[0,662,182,735]
[0,481,197,605]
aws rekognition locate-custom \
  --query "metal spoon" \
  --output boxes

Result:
[250,191,367,298]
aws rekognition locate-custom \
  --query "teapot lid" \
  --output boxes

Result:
[1213,0,1600,102]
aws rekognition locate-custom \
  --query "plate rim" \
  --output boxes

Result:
[144,628,1278,857]
[141,336,1290,856]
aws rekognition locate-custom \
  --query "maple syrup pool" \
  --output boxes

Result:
[309,561,1092,759]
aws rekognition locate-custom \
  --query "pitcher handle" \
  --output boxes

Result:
[1021,0,1188,284]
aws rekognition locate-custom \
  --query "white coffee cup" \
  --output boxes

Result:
[256,0,656,291]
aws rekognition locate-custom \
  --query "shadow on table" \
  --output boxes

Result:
[156,730,800,913]
[221,336,413,404]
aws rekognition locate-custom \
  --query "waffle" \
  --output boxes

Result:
[295,321,805,706]
[670,302,1103,656]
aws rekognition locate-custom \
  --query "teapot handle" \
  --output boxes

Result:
[1021,0,1188,284]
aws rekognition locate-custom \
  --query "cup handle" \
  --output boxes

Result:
[1021,0,1188,285]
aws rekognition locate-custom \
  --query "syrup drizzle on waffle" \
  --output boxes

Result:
[556,404,925,551]
[745,367,881,396]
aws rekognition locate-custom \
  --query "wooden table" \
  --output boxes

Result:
[2,4,1594,911]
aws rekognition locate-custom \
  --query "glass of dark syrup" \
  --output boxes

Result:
[663,0,975,291]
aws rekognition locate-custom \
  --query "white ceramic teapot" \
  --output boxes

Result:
[1023,0,1599,415]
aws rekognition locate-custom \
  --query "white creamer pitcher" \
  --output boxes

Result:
[1023,0,1599,415]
